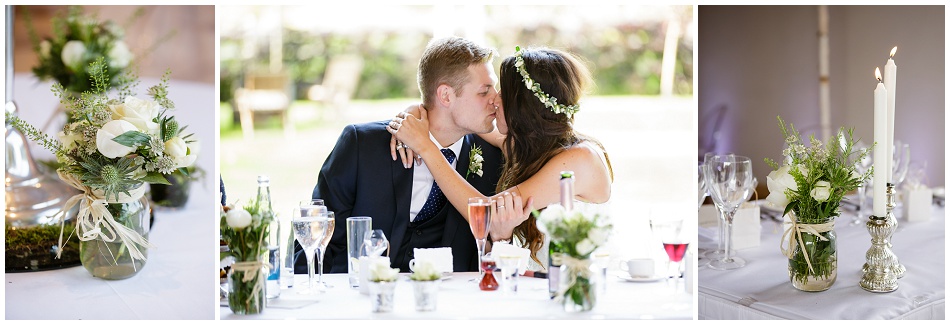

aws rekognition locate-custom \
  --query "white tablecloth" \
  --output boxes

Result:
[5,74,216,320]
[698,204,946,320]
[221,272,692,319]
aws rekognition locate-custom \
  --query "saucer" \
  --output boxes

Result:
[617,274,665,282]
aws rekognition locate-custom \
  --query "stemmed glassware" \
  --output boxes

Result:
[650,218,688,279]
[314,212,335,290]
[363,229,389,257]
[292,206,332,294]
[467,197,492,275]
[704,154,754,270]
[698,164,708,208]
[851,141,873,225]
[702,153,732,260]
[892,142,910,189]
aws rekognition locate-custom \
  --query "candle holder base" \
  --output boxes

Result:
[859,215,898,293]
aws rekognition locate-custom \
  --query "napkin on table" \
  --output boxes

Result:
[490,242,530,275]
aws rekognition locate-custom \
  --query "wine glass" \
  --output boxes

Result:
[300,199,325,207]
[892,142,910,188]
[363,229,389,257]
[292,208,331,294]
[698,163,708,209]
[314,212,335,290]
[650,218,688,279]
[702,153,733,260]
[467,197,492,275]
[851,141,873,225]
[705,155,754,270]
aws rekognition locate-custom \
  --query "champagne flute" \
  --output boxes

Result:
[698,163,708,209]
[314,212,335,290]
[467,197,492,275]
[705,155,754,270]
[292,208,330,294]
[851,141,873,225]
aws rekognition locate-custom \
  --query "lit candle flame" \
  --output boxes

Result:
[875,67,882,81]
[890,46,897,58]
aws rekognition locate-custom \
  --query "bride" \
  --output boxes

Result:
[389,46,613,270]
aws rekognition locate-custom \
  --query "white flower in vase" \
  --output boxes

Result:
[225,208,252,230]
[766,165,798,210]
[110,96,161,134]
[108,41,133,69]
[95,120,138,158]
[61,40,86,71]
[810,181,832,202]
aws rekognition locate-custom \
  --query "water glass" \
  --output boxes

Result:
[347,216,372,288]
[497,254,521,295]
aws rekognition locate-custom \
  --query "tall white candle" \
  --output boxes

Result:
[884,47,897,183]
[873,68,888,217]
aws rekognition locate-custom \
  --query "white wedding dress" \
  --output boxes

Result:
[517,200,611,272]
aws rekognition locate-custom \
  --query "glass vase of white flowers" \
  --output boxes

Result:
[765,116,871,292]
[535,204,612,312]
[5,59,196,280]
[220,199,275,315]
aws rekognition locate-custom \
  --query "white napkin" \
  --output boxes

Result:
[413,247,454,273]
[491,242,530,275]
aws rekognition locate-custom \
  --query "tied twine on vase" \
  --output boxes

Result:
[779,211,835,274]
[230,260,273,309]
[555,255,594,302]
[53,170,153,269]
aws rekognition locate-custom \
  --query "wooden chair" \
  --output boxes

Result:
[234,71,293,139]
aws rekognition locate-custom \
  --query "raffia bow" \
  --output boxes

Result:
[230,261,273,309]
[780,211,834,274]
[54,170,153,267]
[555,255,593,302]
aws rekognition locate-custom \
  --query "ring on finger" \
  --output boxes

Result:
[497,205,505,209]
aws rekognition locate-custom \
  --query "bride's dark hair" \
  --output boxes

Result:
[498,47,613,265]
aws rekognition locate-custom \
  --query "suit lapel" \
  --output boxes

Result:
[389,157,412,265]
[441,135,472,247]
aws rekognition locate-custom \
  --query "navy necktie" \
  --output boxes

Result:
[413,148,456,224]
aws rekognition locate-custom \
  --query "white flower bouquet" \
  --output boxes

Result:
[5,59,195,279]
[765,116,871,290]
[535,203,611,311]
[25,6,139,93]
[220,199,275,314]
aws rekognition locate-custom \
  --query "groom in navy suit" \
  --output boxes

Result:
[310,37,503,273]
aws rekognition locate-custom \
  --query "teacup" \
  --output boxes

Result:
[620,258,655,278]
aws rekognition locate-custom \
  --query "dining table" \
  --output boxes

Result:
[697,200,945,320]
[220,271,693,319]
[5,74,217,320]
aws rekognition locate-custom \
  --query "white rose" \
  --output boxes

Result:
[369,257,399,282]
[95,120,138,158]
[164,137,188,159]
[108,41,133,68]
[810,181,832,202]
[61,40,86,71]
[575,238,596,256]
[225,208,252,230]
[175,139,200,168]
[587,227,609,246]
[766,165,798,210]
[110,96,160,133]
[474,154,483,163]
[39,40,51,59]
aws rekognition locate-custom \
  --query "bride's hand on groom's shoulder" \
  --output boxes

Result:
[389,104,425,168]
[489,191,534,242]
[387,105,431,161]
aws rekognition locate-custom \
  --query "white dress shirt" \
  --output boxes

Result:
[409,134,464,222]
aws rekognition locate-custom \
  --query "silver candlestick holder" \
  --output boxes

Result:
[885,183,906,278]
[859,183,900,293]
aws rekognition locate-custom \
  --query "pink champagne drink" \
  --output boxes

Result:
[664,243,689,263]
[468,203,490,240]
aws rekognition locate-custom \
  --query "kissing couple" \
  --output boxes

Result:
[311,36,613,274]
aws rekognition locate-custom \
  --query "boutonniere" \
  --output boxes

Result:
[466,144,484,178]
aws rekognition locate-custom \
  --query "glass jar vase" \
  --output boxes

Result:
[787,211,838,292]
[79,196,150,280]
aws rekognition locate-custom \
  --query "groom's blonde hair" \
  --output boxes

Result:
[418,36,495,110]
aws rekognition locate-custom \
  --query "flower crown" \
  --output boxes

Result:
[514,46,580,117]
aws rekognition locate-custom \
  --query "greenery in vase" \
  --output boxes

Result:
[220,198,274,314]
[765,116,871,284]
[5,59,197,202]
[25,6,137,93]
[534,203,611,309]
